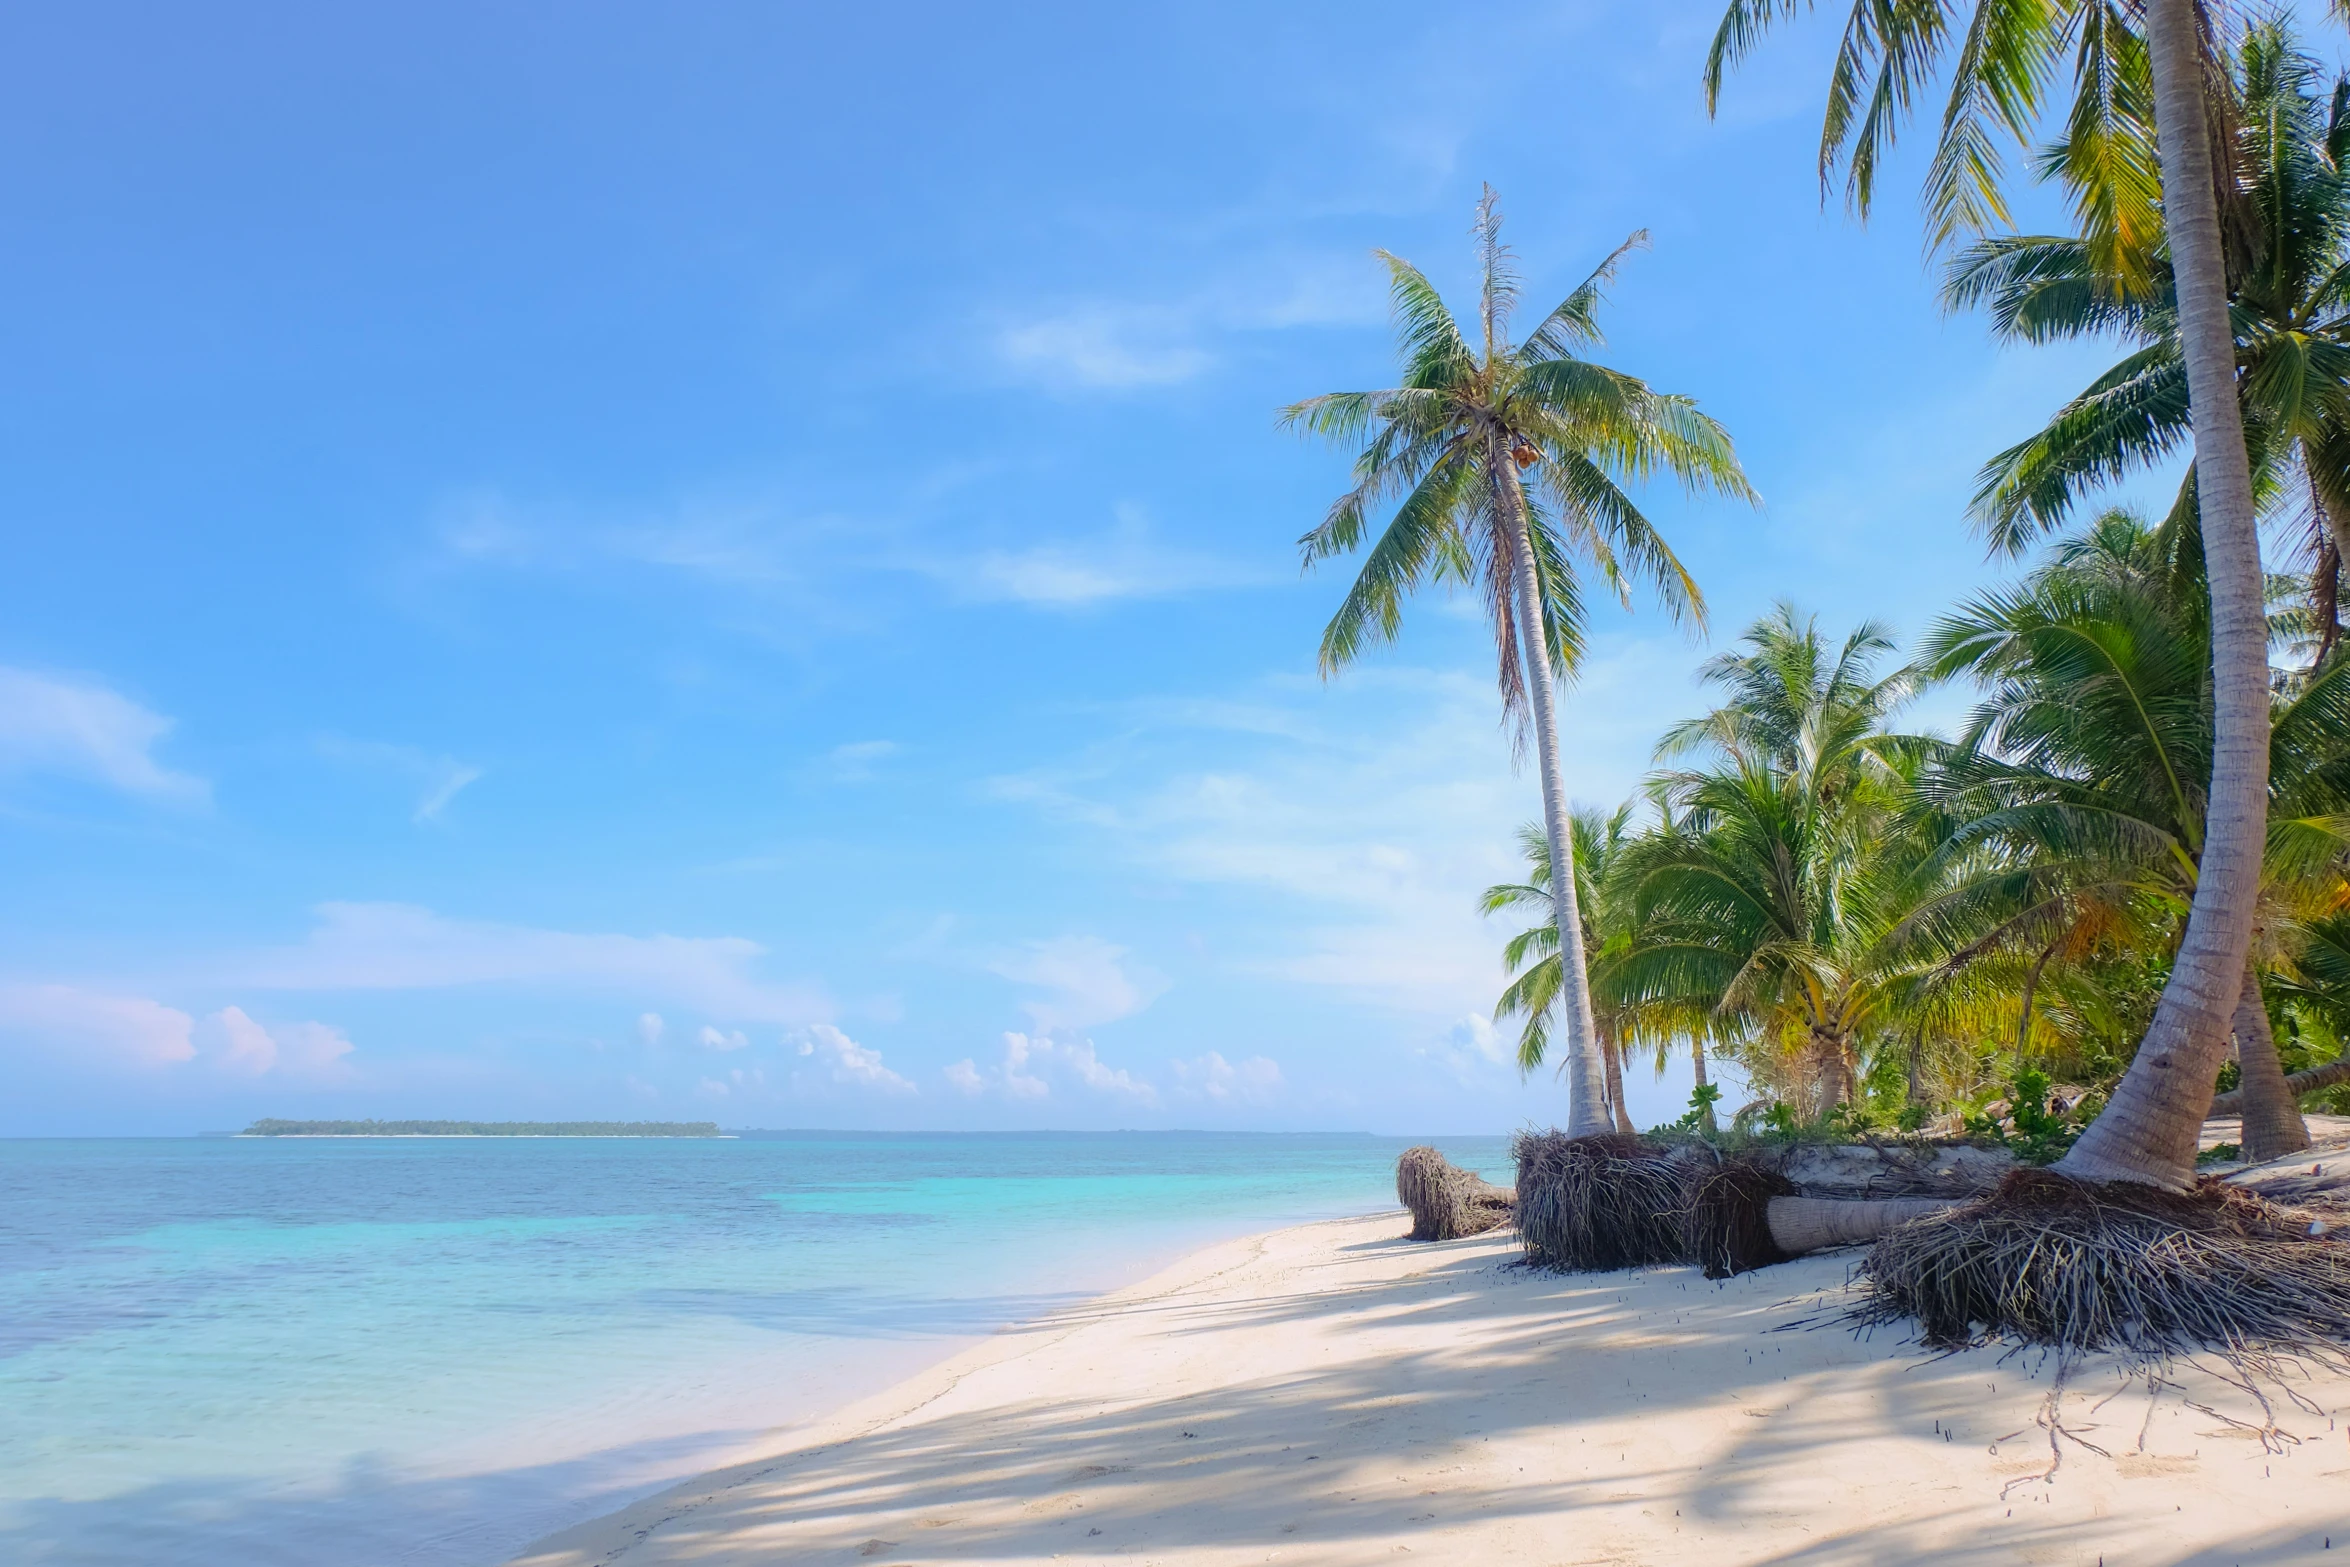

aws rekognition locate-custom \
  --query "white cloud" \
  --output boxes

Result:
[1417,1014,1517,1084]
[697,1025,750,1052]
[988,935,1164,1032]
[791,1022,917,1096]
[636,1012,666,1047]
[1053,1037,1158,1102]
[1452,1013,1509,1064]
[0,669,206,804]
[951,1030,1157,1104]
[1001,1031,1054,1098]
[206,1006,356,1081]
[228,902,829,1023]
[0,985,357,1080]
[0,984,197,1067]
[1171,1050,1285,1105]
[316,736,484,823]
[697,1066,765,1099]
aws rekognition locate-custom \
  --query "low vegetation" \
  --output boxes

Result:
[239,1119,724,1137]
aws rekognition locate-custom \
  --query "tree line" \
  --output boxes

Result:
[1290,4,2350,1198]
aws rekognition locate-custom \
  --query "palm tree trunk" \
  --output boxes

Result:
[2208,1049,2350,1117]
[1804,1027,1851,1118]
[1692,1038,1718,1133]
[1497,450,1610,1138]
[2055,0,2270,1191]
[1602,1034,1636,1135]
[1764,1196,1955,1255]
[2231,958,2312,1163]
[2015,937,2056,1067]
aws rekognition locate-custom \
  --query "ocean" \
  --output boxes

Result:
[0,1130,1512,1566]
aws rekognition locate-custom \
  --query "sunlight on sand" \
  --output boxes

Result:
[511,1212,2350,1566]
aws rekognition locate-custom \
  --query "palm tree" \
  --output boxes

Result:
[1283,188,1754,1138]
[1606,609,1967,1119]
[1922,510,2350,1159]
[1484,804,1699,1135]
[1706,0,2272,1191]
[1948,21,2350,618]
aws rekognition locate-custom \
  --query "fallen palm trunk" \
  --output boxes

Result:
[1774,1141,2014,1199]
[1763,1195,1959,1256]
[1512,1131,1976,1277]
[2207,1055,2350,1118]
[1395,1146,1514,1240]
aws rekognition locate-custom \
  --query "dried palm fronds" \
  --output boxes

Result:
[1511,1132,1704,1271]
[1395,1146,1515,1241]
[1855,1167,2350,1367]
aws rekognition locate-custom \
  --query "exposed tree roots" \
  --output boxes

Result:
[1684,1160,1799,1277]
[1854,1168,2350,1369]
[1395,1145,1514,1241]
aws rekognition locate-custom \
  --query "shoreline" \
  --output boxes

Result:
[513,1208,2350,1567]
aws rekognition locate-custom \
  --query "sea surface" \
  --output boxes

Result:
[0,1131,1511,1567]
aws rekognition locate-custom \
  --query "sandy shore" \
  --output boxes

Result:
[513,1209,2350,1567]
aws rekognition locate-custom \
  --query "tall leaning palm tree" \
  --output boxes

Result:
[1283,188,1754,1137]
[1922,510,2350,1161]
[1950,21,2350,614]
[1708,0,2271,1190]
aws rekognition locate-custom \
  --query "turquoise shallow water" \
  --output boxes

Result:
[0,1131,1511,1566]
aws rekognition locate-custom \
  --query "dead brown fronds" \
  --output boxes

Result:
[1855,1167,2350,1368]
[1511,1132,1705,1271]
[1395,1145,1514,1241]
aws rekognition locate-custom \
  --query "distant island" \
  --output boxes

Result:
[238,1119,725,1138]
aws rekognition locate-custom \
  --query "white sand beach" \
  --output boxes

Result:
[512,1206,2350,1567]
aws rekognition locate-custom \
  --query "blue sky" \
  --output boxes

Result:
[0,0,2208,1134]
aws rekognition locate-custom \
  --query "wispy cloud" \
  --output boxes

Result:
[316,736,484,823]
[226,902,830,1024]
[984,657,1700,1034]
[952,505,1268,608]
[0,669,207,805]
[820,739,900,783]
[997,311,1212,388]
[433,491,1263,618]
[992,252,1385,391]
[987,935,1164,1032]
